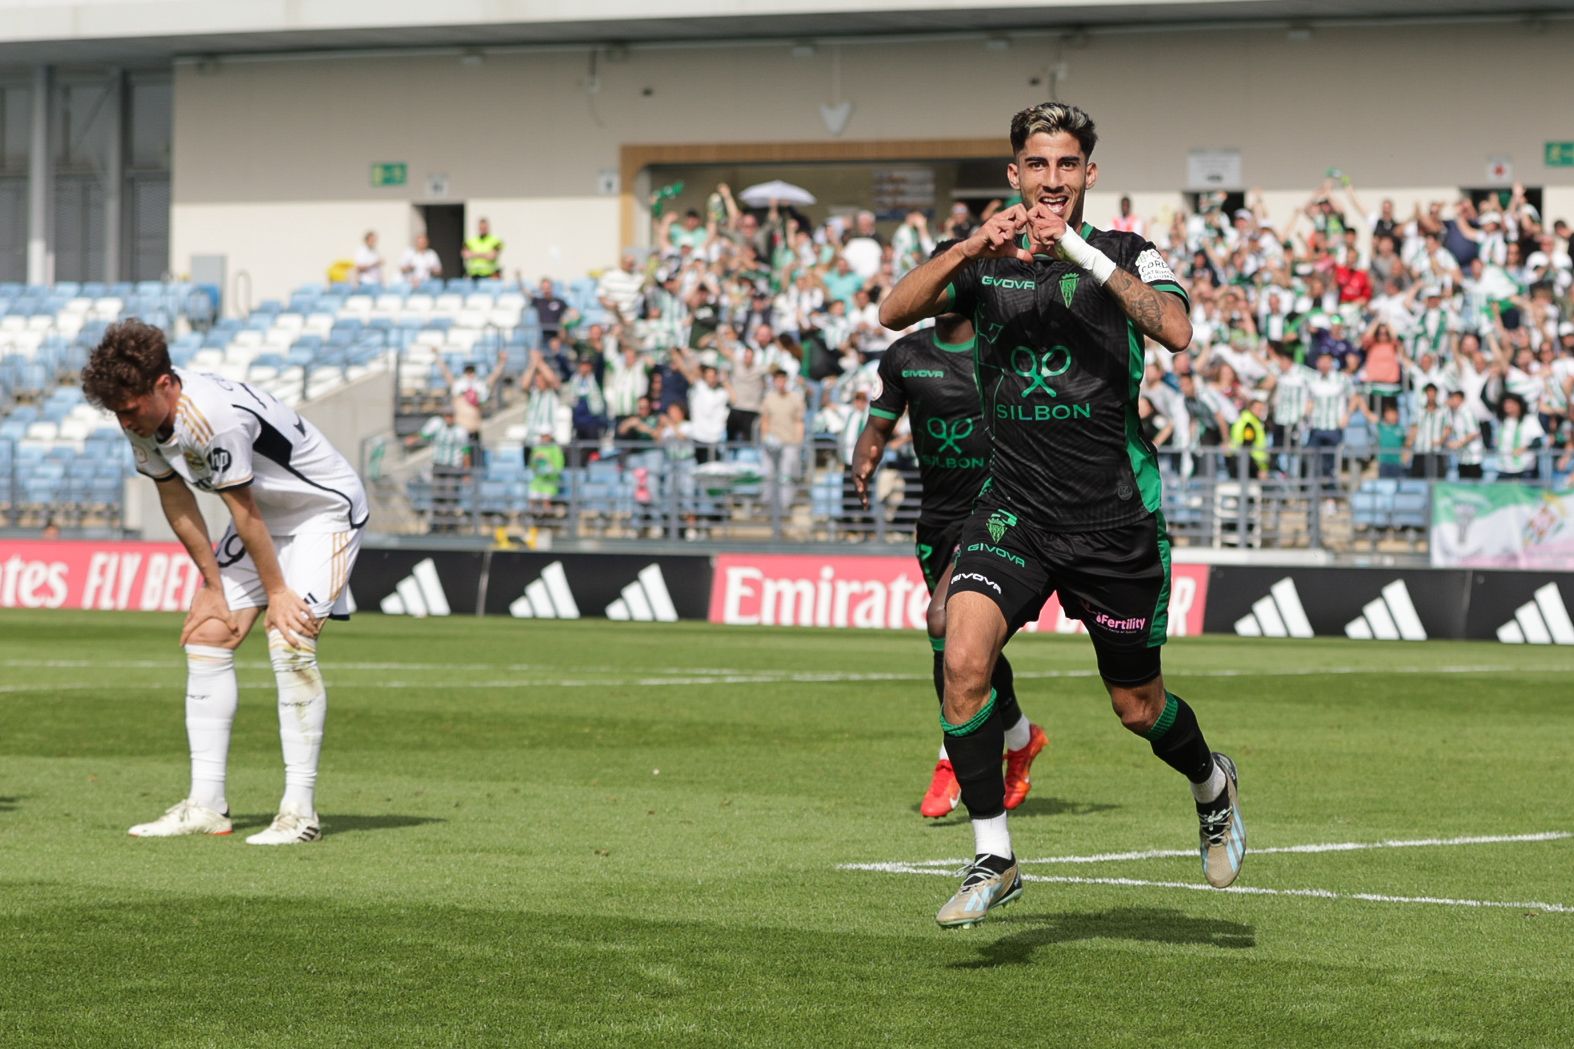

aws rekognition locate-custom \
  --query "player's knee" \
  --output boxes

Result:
[187,622,245,650]
[267,628,322,705]
[1108,682,1165,735]
[942,645,992,719]
[925,598,946,640]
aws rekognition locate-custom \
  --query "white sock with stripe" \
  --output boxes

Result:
[185,644,238,813]
[268,629,326,817]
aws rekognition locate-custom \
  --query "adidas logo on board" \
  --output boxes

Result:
[379,559,451,617]
[605,564,678,622]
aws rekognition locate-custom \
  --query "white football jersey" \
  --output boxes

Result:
[128,368,369,534]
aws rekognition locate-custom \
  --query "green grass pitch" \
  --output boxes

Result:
[1,609,1571,1048]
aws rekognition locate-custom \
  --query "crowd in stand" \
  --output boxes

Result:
[409,175,1574,499]
[1136,179,1574,487]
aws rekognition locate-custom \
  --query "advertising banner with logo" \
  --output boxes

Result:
[708,553,1210,636]
[0,538,201,611]
[1464,572,1574,645]
[483,553,712,622]
[1203,566,1471,641]
[1430,483,1574,570]
[347,549,486,618]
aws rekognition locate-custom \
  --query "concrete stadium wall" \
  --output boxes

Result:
[169,20,1574,303]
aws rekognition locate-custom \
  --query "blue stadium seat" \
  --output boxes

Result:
[1393,481,1429,528]
[478,479,512,515]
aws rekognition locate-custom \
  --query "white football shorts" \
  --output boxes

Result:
[213,525,362,620]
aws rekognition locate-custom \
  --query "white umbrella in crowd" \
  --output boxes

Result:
[738,180,817,208]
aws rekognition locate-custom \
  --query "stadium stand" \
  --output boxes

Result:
[3,168,1571,552]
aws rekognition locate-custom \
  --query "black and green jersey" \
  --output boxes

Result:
[947,223,1190,531]
[870,328,990,526]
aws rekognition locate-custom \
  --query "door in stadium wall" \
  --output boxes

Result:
[419,204,465,284]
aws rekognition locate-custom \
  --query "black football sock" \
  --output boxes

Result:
[991,653,1025,736]
[942,688,1006,819]
[1144,691,1215,784]
[929,636,945,706]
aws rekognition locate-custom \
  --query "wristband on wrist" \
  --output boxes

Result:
[1055,229,1118,285]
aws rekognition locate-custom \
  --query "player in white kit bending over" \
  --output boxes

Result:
[82,320,370,845]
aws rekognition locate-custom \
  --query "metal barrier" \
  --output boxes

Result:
[393,436,1569,553]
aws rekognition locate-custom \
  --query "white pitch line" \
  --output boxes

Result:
[846,832,1574,872]
[852,865,1574,914]
[0,661,1539,691]
[841,831,1574,913]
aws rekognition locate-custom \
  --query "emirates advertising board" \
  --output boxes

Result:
[708,553,1211,636]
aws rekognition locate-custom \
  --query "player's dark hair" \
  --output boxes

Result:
[930,238,960,260]
[81,319,173,408]
[1010,102,1098,158]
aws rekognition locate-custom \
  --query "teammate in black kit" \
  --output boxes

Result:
[880,102,1245,928]
[850,242,1049,821]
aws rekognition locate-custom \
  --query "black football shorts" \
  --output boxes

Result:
[947,502,1173,685]
[914,518,966,594]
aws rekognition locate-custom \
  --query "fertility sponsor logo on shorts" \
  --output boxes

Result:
[950,572,1002,594]
[1091,610,1148,635]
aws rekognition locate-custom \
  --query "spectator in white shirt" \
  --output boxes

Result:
[842,210,884,281]
[598,253,647,323]
[353,231,383,286]
[1495,393,1544,480]
[399,233,442,285]
[683,362,731,461]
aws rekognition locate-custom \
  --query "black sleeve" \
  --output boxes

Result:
[946,258,982,318]
[869,339,909,421]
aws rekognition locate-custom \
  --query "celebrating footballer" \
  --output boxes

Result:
[880,102,1246,928]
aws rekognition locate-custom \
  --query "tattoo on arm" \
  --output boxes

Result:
[1105,269,1169,339]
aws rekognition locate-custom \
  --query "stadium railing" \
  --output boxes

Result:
[386,436,1568,555]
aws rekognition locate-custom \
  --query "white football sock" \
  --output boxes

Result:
[185,644,238,813]
[972,812,1012,860]
[268,628,326,817]
[1191,758,1227,804]
[1003,715,1031,752]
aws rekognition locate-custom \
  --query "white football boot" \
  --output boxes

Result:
[128,799,233,838]
[245,806,322,846]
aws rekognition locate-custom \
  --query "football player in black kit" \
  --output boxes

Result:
[880,103,1245,928]
[850,242,1049,823]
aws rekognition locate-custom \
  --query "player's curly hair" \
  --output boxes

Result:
[81,319,174,408]
[1010,102,1097,158]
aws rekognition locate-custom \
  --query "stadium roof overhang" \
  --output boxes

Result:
[1,0,1570,67]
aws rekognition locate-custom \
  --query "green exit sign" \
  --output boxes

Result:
[370,162,408,187]
[1546,142,1574,168]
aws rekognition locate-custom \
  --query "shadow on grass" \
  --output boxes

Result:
[0,795,18,813]
[914,795,1120,824]
[231,813,445,835]
[953,907,1255,968]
